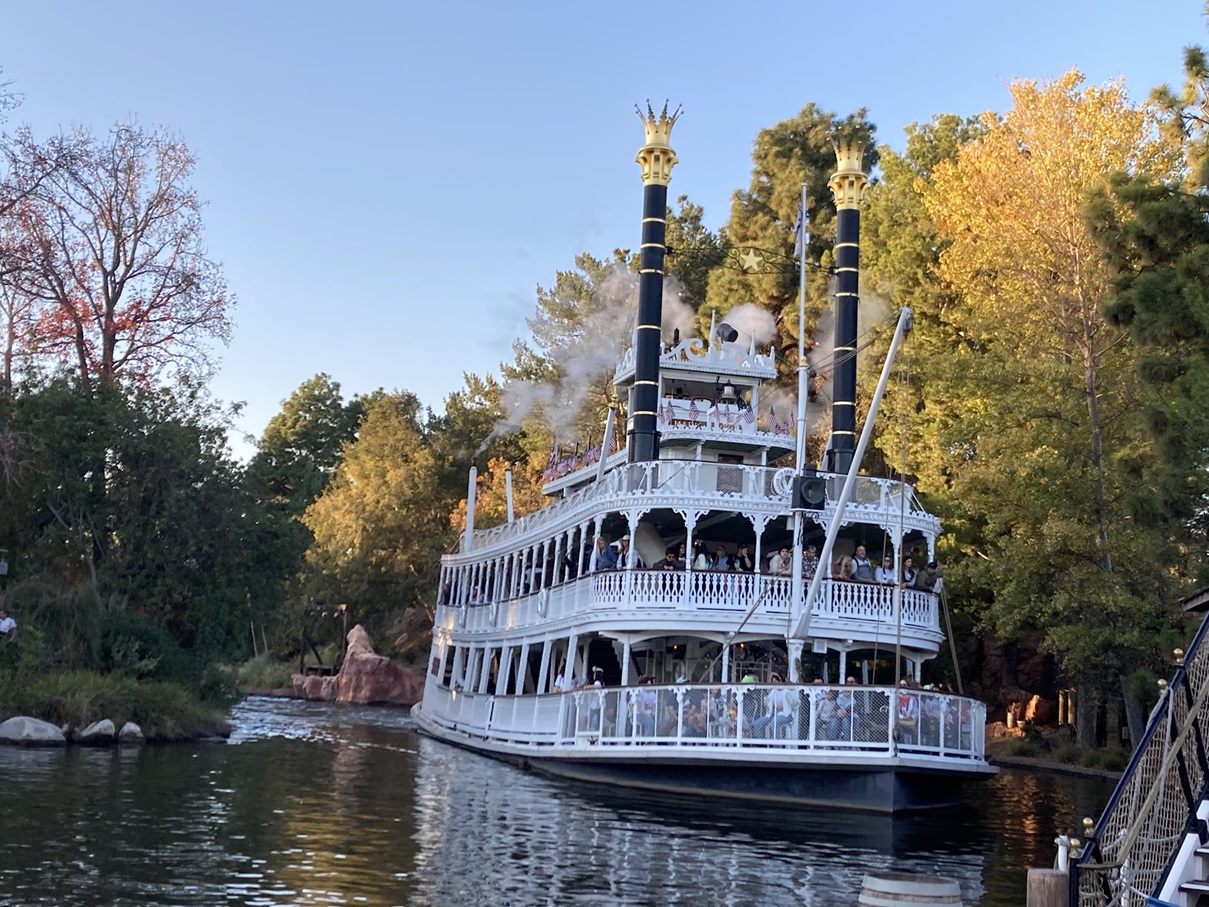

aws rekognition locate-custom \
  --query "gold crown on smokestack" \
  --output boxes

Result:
[829,139,869,210]
[636,101,681,186]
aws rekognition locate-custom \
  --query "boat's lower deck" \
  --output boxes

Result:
[414,680,995,813]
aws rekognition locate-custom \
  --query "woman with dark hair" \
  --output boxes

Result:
[692,542,712,570]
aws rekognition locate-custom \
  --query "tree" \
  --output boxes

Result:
[301,392,448,657]
[7,121,232,387]
[1090,12,1209,563]
[920,70,1182,744]
[703,105,877,380]
[248,373,364,517]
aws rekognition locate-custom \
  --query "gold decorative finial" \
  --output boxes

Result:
[1174,648,1185,666]
[828,140,869,210]
[636,100,681,186]
[1158,679,1168,693]
[1083,817,1095,835]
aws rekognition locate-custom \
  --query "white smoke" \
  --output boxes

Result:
[477,261,698,455]
[719,302,776,346]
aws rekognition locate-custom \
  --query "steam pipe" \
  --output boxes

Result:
[825,141,869,474]
[628,103,680,464]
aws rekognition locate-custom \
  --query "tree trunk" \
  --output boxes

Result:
[1076,680,1096,749]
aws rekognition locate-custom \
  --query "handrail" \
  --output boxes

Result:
[1070,612,1209,906]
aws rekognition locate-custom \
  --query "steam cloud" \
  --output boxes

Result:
[476,262,695,456]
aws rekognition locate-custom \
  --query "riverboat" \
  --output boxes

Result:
[413,106,996,813]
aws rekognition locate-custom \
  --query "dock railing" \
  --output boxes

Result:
[1070,614,1209,907]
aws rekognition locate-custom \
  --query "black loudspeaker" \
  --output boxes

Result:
[792,470,826,510]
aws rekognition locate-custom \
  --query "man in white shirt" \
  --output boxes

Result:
[0,610,14,636]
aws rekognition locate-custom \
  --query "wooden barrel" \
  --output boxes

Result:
[858,872,962,907]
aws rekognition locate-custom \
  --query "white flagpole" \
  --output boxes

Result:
[789,184,810,681]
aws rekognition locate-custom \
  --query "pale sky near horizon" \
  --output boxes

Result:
[2,1,1204,459]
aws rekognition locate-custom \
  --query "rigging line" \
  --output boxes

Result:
[893,341,908,688]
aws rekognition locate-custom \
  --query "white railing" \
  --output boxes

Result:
[458,459,938,559]
[442,573,939,641]
[421,682,987,761]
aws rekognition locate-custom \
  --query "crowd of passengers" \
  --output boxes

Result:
[592,536,942,592]
[562,668,968,744]
[440,539,942,605]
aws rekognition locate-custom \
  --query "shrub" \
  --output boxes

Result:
[1099,748,1128,772]
[235,655,296,691]
[1007,737,1038,757]
[1052,741,1080,764]
[1081,748,1102,768]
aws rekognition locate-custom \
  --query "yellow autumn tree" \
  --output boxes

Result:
[921,69,1182,745]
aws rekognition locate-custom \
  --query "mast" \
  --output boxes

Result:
[824,141,869,474]
[627,103,680,464]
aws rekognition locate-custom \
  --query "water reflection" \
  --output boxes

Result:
[0,696,1115,906]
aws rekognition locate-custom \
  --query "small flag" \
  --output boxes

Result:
[768,406,780,432]
[793,188,808,258]
[657,406,665,425]
[665,401,676,423]
[743,406,755,425]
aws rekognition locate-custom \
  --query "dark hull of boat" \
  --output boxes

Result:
[413,709,992,814]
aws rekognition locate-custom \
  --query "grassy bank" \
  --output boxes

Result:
[0,669,234,741]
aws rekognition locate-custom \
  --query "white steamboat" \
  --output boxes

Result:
[414,109,995,812]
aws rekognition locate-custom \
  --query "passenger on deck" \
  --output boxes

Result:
[615,536,644,569]
[900,556,918,588]
[712,546,731,572]
[692,542,712,570]
[851,545,874,582]
[592,536,617,571]
[634,676,657,736]
[874,557,896,584]
[916,561,942,593]
[661,547,682,571]
[768,546,792,576]
[832,555,856,581]
[753,673,794,738]
[731,544,755,573]
[802,544,819,579]
[553,662,568,693]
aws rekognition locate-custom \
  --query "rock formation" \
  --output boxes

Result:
[292,624,424,706]
[0,716,67,746]
[78,719,116,745]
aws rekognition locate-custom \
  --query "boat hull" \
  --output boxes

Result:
[412,703,993,814]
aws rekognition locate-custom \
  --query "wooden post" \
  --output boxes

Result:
[1026,869,1067,907]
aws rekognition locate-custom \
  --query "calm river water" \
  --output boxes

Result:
[0,696,1114,906]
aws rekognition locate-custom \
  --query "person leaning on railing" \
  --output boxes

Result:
[915,560,943,593]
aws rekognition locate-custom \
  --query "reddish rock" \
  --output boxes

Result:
[291,626,425,706]
[336,627,424,705]
[291,673,337,701]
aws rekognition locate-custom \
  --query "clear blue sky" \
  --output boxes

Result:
[3,1,1204,457]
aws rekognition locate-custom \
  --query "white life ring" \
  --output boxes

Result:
[772,467,797,496]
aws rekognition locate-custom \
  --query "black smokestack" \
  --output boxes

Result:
[825,141,869,474]
[627,102,680,464]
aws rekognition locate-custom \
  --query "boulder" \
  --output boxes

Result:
[78,719,116,745]
[292,673,338,701]
[0,716,67,746]
[335,625,424,706]
[1025,694,1058,725]
[117,722,144,744]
